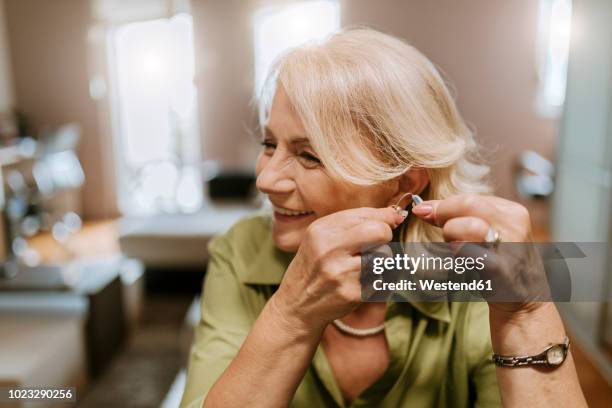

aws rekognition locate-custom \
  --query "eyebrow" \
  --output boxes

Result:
[264,127,311,145]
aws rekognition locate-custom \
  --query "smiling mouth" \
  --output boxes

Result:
[272,205,314,217]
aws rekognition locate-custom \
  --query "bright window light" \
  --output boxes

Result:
[109,13,202,215]
[253,0,340,97]
[536,0,573,117]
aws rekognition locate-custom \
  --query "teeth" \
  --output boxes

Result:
[273,205,313,216]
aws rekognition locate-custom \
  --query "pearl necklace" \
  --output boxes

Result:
[332,319,385,337]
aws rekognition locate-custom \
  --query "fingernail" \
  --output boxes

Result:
[392,212,405,226]
[390,205,408,218]
[412,204,432,216]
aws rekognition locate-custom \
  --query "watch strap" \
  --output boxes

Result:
[492,336,570,368]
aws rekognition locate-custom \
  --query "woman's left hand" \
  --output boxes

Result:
[411,194,586,407]
[411,193,532,242]
[410,193,549,317]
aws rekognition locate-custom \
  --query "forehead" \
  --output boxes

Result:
[267,86,307,139]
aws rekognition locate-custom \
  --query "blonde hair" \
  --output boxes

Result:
[258,28,491,242]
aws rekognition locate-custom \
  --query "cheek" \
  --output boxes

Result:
[255,152,266,177]
[294,174,357,217]
[310,182,395,215]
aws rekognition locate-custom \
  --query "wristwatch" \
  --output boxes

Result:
[492,337,570,368]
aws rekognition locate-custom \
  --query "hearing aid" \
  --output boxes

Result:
[392,192,423,217]
[391,192,423,241]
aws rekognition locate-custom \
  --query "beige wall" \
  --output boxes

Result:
[192,0,259,170]
[342,0,558,201]
[0,0,13,111]
[193,0,557,203]
[2,0,557,218]
[5,0,118,219]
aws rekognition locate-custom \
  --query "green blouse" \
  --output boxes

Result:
[180,214,502,408]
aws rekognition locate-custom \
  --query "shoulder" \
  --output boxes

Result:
[208,212,273,259]
[208,211,293,286]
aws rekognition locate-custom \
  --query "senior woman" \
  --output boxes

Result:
[180,29,586,407]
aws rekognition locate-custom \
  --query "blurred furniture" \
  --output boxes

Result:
[179,296,200,363]
[118,206,255,270]
[25,220,119,264]
[207,169,256,201]
[0,220,144,383]
[0,123,84,271]
[0,303,88,408]
[513,150,555,200]
[0,258,142,377]
[0,123,88,281]
[161,369,187,408]
[0,142,28,263]
[160,296,199,408]
[118,163,259,270]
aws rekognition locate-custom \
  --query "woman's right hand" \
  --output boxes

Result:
[271,207,406,334]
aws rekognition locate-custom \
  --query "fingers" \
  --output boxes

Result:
[305,207,405,259]
[332,206,407,230]
[442,216,490,242]
[343,220,395,254]
[322,255,362,278]
[412,194,498,228]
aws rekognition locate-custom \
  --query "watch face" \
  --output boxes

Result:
[547,345,565,365]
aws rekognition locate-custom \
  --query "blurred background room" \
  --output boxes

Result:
[0,0,610,407]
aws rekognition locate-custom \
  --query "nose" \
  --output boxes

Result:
[256,152,296,195]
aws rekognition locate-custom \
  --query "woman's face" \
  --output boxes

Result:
[255,86,401,252]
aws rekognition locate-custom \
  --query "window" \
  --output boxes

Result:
[253,0,340,97]
[536,0,573,117]
[108,13,202,215]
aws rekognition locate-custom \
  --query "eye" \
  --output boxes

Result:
[260,140,276,153]
[297,151,321,168]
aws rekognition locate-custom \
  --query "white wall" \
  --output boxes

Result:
[552,0,612,381]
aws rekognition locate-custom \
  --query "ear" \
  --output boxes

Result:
[388,167,430,207]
